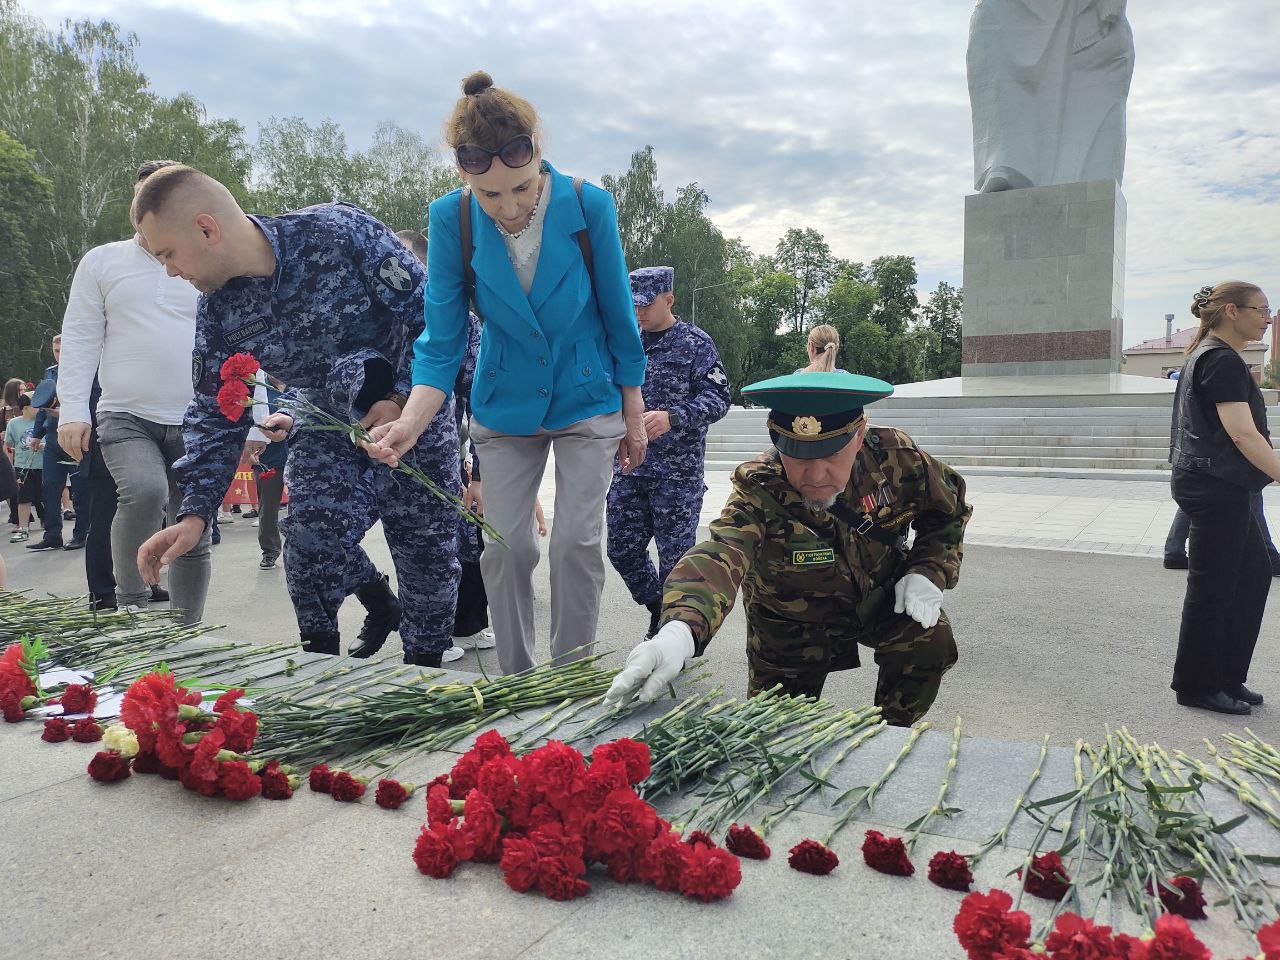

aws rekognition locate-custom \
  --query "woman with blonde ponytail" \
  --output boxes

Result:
[1168,280,1279,715]
[800,325,846,374]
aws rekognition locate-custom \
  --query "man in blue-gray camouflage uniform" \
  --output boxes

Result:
[133,165,460,666]
[606,266,731,637]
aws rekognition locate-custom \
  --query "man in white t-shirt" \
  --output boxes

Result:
[57,160,210,622]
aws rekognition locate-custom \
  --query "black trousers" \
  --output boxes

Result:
[1171,469,1272,695]
[84,430,118,599]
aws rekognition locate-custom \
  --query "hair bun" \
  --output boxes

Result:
[463,71,494,96]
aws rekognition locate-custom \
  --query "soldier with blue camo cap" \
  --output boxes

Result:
[605,371,972,726]
[607,266,731,637]
[133,165,461,667]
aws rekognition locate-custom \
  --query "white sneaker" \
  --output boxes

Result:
[120,604,144,615]
[441,645,465,663]
[454,629,496,649]
[251,520,259,527]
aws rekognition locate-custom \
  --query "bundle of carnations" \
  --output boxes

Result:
[413,730,742,903]
[953,886,1280,959]
[87,668,299,799]
[0,639,42,722]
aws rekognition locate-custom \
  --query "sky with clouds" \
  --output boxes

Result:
[32,0,1280,346]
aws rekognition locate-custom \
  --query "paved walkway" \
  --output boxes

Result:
[536,467,1280,560]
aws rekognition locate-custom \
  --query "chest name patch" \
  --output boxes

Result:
[792,548,836,566]
[225,318,271,346]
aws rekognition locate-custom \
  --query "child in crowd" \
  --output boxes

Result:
[4,396,45,542]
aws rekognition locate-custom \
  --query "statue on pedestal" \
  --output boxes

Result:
[967,0,1135,193]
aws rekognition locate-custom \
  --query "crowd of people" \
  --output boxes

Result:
[2,71,1275,726]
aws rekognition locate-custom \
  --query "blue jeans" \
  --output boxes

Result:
[1165,491,1280,565]
[40,428,90,543]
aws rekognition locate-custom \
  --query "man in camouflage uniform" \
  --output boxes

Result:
[605,371,971,725]
[133,165,460,666]
[606,266,731,637]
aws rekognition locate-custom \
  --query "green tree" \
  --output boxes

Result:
[0,130,54,379]
[921,281,963,379]
[867,254,919,337]
[773,227,834,333]
[601,145,665,268]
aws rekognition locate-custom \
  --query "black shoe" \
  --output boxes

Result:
[348,573,402,659]
[259,554,277,570]
[63,510,75,521]
[300,631,341,656]
[91,593,117,612]
[404,649,443,667]
[26,538,63,551]
[645,599,663,639]
[1176,690,1251,715]
[149,585,170,602]
[1231,683,1264,706]
[242,509,259,519]
[1163,555,1189,570]
[63,538,86,551]
[1271,561,1280,578]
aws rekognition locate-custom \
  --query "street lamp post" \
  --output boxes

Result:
[691,280,735,328]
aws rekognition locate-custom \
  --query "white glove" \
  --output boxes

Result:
[604,621,696,706]
[893,572,944,629]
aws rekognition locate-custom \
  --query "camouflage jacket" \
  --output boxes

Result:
[176,202,436,523]
[618,320,730,480]
[663,427,972,655]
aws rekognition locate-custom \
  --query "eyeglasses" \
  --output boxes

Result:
[1241,305,1273,318]
[455,134,535,176]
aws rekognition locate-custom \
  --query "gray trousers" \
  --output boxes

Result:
[97,412,211,623]
[472,411,625,674]
[255,467,285,559]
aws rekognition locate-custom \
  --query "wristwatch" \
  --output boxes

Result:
[667,410,684,430]
[385,393,409,411]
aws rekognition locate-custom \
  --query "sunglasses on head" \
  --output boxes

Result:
[455,134,535,175]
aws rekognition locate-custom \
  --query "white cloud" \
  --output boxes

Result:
[32,0,1280,344]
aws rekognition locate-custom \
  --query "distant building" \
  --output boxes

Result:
[1123,326,1267,382]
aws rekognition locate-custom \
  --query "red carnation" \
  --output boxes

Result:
[0,643,36,703]
[725,823,771,860]
[521,740,586,809]
[476,757,517,808]
[427,783,456,827]
[218,760,262,801]
[180,729,225,797]
[1155,876,1206,920]
[213,705,258,753]
[585,788,658,860]
[60,683,97,714]
[472,729,513,762]
[639,830,688,892]
[330,770,366,802]
[528,821,585,867]
[1020,850,1071,900]
[42,718,71,742]
[375,778,412,810]
[591,738,651,785]
[953,888,1032,960]
[679,842,742,902]
[131,747,161,774]
[212,688,245,713]
[260,762,294,800]
[413,822,473,879]
[1257,918,1280,960]
[537,863,591,901]
[71,718,102,743]
[463,789,504,862]
[1145,914,1210,960]
[685,830,716,848]
[499,835,541,893]
[1043,912,1118,960]
[308,764,333,792]
[789,839,839,875]
[216,379,251,421]
[447,752,482,799]
[862,829,914,877]
[88,750,132,783]
[0,690,25,722]
[219,352,261,382]
[258,467,277,480]
[929,850,974,892]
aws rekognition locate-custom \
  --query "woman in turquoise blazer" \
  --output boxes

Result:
[372,71,647,675]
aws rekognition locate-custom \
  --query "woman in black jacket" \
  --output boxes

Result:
[1169,281,1278,714]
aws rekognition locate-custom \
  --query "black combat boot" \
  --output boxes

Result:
[300,630,341,656]
[348,573,402,659]
[645,599,663,639]
[404,649,443,668]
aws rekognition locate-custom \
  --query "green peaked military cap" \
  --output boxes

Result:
[743,371,894,460]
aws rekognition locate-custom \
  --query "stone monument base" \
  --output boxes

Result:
[962,180,1125,378]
